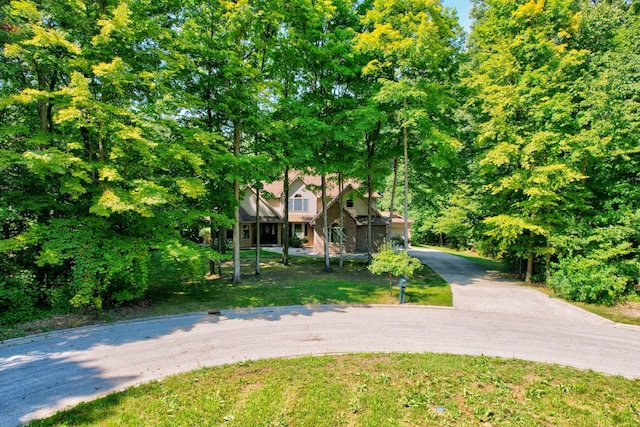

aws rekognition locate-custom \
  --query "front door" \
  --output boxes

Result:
[260,223,279,245]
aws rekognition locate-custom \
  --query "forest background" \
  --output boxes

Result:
[1,0,639,326]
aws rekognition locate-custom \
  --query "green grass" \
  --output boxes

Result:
[143,250,451,317]
[0,250,451,340]
[28,353,640,427]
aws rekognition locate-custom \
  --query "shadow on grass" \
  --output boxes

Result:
[145,252,418,315]
[210,304,354,322]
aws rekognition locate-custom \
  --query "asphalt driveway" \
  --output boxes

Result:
[408,248,610,324]
[1,248,639,427]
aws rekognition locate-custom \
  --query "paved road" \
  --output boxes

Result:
[1,249,639,426]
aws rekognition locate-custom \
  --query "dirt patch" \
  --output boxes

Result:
[618,301,640,319]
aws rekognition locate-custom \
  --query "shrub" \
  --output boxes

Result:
[390,235,405,247]
[0,270,40,326]
[369,242,423,293]
[289,235,308,248]
[548,256,629,306]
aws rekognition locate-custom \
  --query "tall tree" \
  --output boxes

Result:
[172,0,278,283]
[0,0,216,311]
[468,0,591,282]
[354,0,463,253]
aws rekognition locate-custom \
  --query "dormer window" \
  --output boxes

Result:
[288,194,309,212]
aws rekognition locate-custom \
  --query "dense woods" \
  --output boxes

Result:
[1,0,638,324]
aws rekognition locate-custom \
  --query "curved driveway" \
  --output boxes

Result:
[2,248,640,426]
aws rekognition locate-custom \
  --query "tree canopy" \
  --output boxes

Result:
[2,0,638,326]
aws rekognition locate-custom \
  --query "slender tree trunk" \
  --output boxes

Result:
[338,172,344,270]
[281,166,290,265]
[525,230,535,283]
[217,226,226,275]
[37,69,50,135]
[255,187,261,275]
[322,174,332,272]
[232,123,241,284]
[388,156,398,243]
[403,121,409,251]
[545,238,551,281]
[209,216,215,276]
[366,121,380,264]
[367,173,373,264]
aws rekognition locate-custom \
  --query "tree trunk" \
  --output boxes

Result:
[209,221,215,277]
[403,121,409,251]
[365,121,381,264]
[321,174,332,272]
[338,172,344,270]
[387,156,398,243]
[367,173,373,264]
[281,166,290,265]
[255,187,261,276]
[525,230,535,283]
[218,226,226,275]
[232,124,241,284]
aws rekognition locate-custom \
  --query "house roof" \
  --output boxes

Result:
[379,211,414,224]
[309,184,388,227]
[261,171,371,199]
[354,215,389,226]
[239,206,283,224]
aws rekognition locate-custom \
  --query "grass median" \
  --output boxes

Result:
[29,353,640,426]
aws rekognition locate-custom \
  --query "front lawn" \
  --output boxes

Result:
[145,250,451,316]
[1,250,451,340]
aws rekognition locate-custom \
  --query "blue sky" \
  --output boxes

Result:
[441,0,472,32]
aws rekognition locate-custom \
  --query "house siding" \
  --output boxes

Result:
[314,202,357,254]
[356,223,386,253]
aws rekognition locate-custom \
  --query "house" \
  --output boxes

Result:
[236,172,411,254]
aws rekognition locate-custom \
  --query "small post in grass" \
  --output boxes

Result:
[398,278,407,304]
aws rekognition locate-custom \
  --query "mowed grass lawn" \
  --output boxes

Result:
[29,354,640,426]
[143,250,452,317]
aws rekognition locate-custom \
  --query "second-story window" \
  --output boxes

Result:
[288,194,309,212]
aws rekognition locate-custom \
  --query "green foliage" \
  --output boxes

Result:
[288,235,308,248]
[0,269,39,326]
[548,256,629,306]
[368,242,423,291]
[458,0,640,288]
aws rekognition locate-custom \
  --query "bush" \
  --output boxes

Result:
[548,256,629,306]
[369,242,423,293]
[289,235,308,248]
[0,270,40,326]
[390,235,405,247]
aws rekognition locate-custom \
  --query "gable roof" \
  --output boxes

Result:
[240,185,284,223]
[310,184,387,226]
[261,171,368,199]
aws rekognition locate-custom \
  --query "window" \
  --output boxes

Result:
[242,224,250,240]
[288,194,309,212]
[330,223,347,244]
[346,199,354,208]
[293,223,304,238]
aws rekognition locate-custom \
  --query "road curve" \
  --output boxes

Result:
[1,250,639,427]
